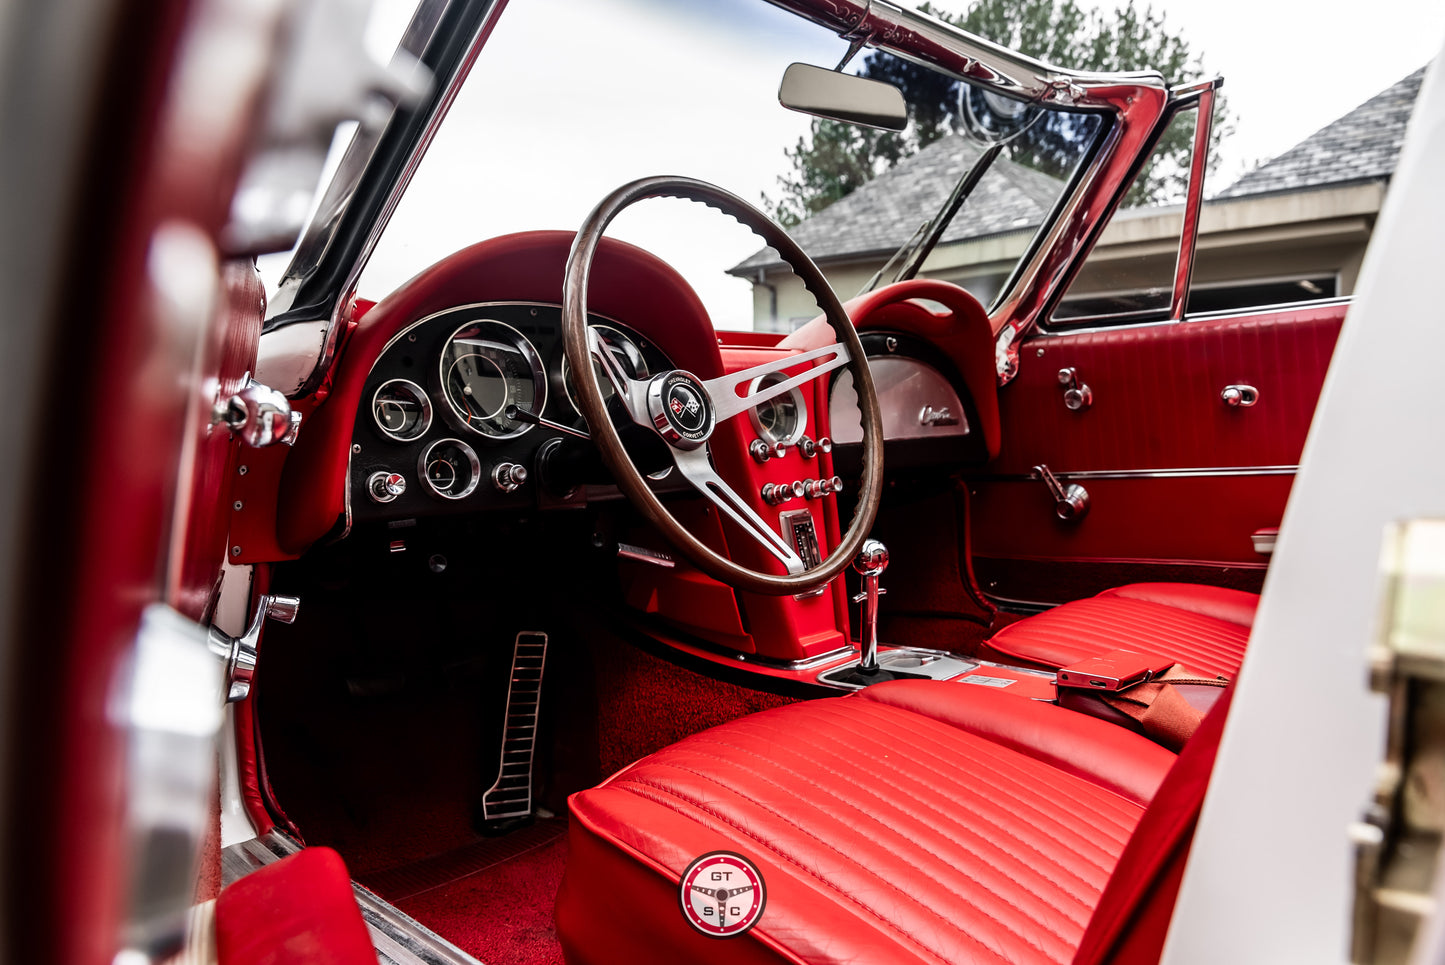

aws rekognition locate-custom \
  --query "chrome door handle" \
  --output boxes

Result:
[1222,384,1259,407]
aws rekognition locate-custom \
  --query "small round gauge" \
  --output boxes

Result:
[417,438,482,500]
[748,372,807,447]
[440,319,546,439]
[563,324,651,416]
[371,379,432,442]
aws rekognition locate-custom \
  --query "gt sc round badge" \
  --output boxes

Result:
[679,851,767,938]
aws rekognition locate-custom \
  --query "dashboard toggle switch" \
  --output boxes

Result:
[492,462,528,493]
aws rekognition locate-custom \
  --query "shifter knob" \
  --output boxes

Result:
[851,539,888,674]
[853,539,889,577]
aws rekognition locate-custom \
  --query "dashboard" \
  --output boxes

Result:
[350,301,677,521]
[348,300,819,523]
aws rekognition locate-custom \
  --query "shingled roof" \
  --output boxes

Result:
[1217,65,1426,199]
[730,133,1063,275]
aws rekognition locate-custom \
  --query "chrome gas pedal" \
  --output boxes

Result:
[479,631,548,831]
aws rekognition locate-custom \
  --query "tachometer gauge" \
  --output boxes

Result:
[440,319,546,439]
[563,325,651,416]
[748,372,807,447]
[371,379,432,442]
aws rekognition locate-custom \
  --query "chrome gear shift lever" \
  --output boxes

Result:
[852,539,889,674]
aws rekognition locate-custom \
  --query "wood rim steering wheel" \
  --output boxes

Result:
[562,176,884,596]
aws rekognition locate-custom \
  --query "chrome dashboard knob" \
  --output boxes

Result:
[492,462,528,493]
[816,437,833,454]
[798,436,817,459]
[749,439,773,464]
[367,471,406,503]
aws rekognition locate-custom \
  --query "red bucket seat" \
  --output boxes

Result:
[983,583,1258,679]
[556,679,1231,965]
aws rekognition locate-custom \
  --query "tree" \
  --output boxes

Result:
[765,0,1231,226]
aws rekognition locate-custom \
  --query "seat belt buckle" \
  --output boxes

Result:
[1056,650,1173,693]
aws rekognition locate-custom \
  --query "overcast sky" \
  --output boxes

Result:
[323,0,1445,330]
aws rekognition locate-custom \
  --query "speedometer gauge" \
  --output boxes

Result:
[439,319,546,439]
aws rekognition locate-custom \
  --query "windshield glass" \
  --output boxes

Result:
[357,0,1107,332]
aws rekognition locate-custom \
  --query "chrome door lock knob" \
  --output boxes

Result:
[1058,367,1093,411]
[852,539,889,673]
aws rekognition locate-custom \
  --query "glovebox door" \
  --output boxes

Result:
[968,300,1346,605]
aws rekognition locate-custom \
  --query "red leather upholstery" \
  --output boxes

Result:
[984,583,1256,679]
[557,682,1190,965]
[216,847,376,965]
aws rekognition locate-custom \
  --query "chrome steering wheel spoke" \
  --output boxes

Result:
[672,447,806,575]
[701,342,851,424]
[588,325,650,425]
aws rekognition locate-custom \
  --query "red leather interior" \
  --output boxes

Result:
[558,681,1188,965]
[983,582,1255,679]
[216,847,376,965]
[971,302,1345,570]
[1073,687,1234,965]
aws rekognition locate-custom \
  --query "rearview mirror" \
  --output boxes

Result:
[778,63,908,132]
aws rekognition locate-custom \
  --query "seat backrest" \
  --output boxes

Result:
[1072,687,1236,965]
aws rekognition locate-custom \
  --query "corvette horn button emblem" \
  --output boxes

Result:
[649,371,715,447]
[679,851,767,938]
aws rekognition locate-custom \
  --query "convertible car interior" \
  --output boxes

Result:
[8,0,1444,963]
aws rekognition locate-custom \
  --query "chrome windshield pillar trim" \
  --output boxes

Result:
[1170,83,1219,321]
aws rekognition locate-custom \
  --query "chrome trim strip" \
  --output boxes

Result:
[973,465,1298,482]
[734,644,857,671]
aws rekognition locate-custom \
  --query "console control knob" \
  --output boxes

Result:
[492,462,528,493]
[829,475,844,494]
[772,442,788,459]
[817,437,833,454]
[749,439,773,464]
[799,436,817,459]
[367,471,406,504]
[762,481,802,506]
[803,478,824,499]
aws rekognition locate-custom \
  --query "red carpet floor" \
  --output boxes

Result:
[364,819,569,965]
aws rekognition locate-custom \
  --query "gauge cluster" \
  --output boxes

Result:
[350,301,673,521]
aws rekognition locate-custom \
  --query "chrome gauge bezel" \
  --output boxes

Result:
[417,437,482,500]
[747,373,808,447]
[438,318,547,440]
[370,378,433,442]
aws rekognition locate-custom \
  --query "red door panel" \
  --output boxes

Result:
[972,301,1345,603]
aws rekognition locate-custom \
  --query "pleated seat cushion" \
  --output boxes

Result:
[556,681,1182,965]
[983,583,1257,679]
